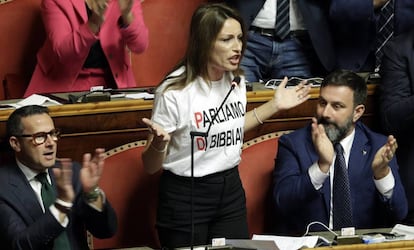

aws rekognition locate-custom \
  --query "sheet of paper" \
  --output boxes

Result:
[252,234,318,250]
[391,224,414,240]
[125,93,154,100]
[9,94,62,108]
[226,239,279,250]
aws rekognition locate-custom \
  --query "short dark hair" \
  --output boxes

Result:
[321,69,367,107]
[6,105,49,138]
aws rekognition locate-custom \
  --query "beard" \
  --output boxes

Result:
[317,115,353,144]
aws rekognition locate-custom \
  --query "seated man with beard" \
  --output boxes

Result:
[272,69,408,235]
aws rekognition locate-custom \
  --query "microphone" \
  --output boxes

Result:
[231,76,241,88]
[189,76,241,139]
[205,76,240,137]
[188,76,240,249]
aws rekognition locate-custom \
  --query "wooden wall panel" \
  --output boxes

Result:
[0,0,207,99]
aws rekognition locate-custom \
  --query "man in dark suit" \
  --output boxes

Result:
[329,1,382,72]
[273,70,407,235]
[225,0,335,82]
[0,105,117,249]
[395,0,414,36]
[224,0,404,77]
[378,28,414,225]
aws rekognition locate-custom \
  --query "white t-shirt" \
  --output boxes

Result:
[152,68,247,177]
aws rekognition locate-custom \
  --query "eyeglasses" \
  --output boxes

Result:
[264,77,323,89]
[16,129,61,146]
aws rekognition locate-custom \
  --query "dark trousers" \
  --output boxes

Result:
[157,167,249,249]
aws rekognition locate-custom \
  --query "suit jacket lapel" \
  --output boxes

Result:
[69,0,88,23]
[8,165,44,223]
[348,125,371,188]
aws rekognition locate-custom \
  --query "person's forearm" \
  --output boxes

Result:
[244,99,277,132]
[142,143,167,174]
[121,1,149,53]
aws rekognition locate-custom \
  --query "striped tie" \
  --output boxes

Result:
[375,0,394,72]
[274,0,290,40]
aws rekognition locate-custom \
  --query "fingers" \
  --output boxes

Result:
[311,117,318,131]
[142,117,152,127]
[53,158,73,185]
[311,117,326,139]
[94,148,105,176]
[81,149,104,184]
[278,76,289,88]
[383,135,398,161]
[60,158,73,184]
[143,118,156,134]
[89,0,108,16]
[96,0,109,12]
[142,118,163,136]
[387,135,398,153]
[83,149,105,167]
[82,153,92,167]
[295,81,311,101]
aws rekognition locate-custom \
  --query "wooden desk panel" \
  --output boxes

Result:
[0,85,377,162]
[303,240,414,249]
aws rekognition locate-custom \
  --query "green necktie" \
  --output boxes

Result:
[36,172,71,250]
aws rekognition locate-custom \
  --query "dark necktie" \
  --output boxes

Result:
[332,143,353,230]
[36,173,71,250]
[375,0,394,71]
[274,0,290,40]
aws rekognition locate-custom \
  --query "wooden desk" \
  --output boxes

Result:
[305,240,414,249]
[0,85,377,162]
[303,228,414,250]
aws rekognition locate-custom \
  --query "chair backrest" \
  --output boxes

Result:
[0,0,45,100]
[239,130,292,237]
[89,140,161,249]
[89,130,292,248]
[2,73,27,99]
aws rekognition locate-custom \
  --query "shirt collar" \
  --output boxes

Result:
[16,158,49,183]
[338,128,355,160]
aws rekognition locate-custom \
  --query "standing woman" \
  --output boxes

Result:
[24,0,148,96]
[142,3,310,248]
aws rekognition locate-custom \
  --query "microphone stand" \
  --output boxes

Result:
[188,79,238,249]
[189,131,206,250]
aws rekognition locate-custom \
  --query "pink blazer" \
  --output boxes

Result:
[25,0,149,96]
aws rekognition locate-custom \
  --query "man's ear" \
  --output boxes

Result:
[9,137,21,152]
[353,104,365,122]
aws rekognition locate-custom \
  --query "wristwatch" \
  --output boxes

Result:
[83,186,102,202]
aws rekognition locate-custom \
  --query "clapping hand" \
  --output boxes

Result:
[53,158,75,203]
[87,0,109,31]
[80,148,105,193]
[311,118,334,173]
[372,135,397,179]
[88,0,109,16]
[118,0,134,16]
[118,0,134,25]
